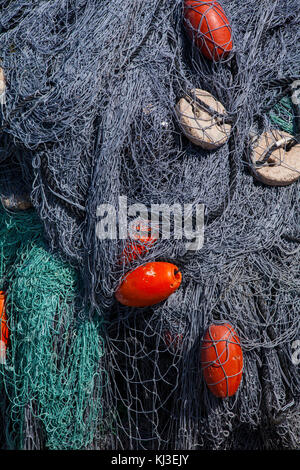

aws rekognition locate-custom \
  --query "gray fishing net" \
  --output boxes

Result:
[0,0,299,450]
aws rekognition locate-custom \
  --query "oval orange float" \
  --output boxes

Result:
[200,323,243,397]
[122,222,157,265]
[0,291,8,365]
[183,0,233,61]
[115,262,182,307]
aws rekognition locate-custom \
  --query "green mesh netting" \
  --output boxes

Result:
[269,96,297,135]
[0,206,109,450]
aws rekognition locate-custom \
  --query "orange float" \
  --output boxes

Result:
[200,323,243,397]
[122,222,157,265]
[115,262,182,307]
[0,291,8,364]
[183,0,233,61]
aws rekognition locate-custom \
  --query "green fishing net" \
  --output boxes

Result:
[0,206,108,450]
[269,96,297,135]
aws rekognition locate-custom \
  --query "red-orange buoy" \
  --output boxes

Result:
[200,323,243,397]
[115,262,182,307]
[122,222,157,265]
[183,0,233,61]
[0,291,8,364]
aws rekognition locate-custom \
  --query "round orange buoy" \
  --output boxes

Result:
[115,262,182,307]
[122,221,158,265]
[200,323,243,398]
[183,0,233,61]
[0,291,8,365]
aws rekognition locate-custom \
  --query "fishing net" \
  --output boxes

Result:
[270,96,297,135]
[0,207,108,450]
[0,0,299,450]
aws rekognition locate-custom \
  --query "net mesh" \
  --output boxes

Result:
[0,0,299,450]
[0,207,108,450]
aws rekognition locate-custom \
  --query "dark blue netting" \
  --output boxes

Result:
[0,0,299,449]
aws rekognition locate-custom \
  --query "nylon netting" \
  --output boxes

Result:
[0,207,108,450]
[0,0,299,450]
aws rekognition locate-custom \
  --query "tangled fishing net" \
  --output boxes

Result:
[0,208,107,450]
[0,0,299,450]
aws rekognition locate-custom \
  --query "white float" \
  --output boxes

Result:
[176,88,232,149]
[251,130,300,186]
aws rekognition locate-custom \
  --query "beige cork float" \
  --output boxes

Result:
[251,129,300,186]
[176,88,232,150]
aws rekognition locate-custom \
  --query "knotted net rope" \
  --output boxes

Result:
[0,0,299,450]
[0,207,108,450]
